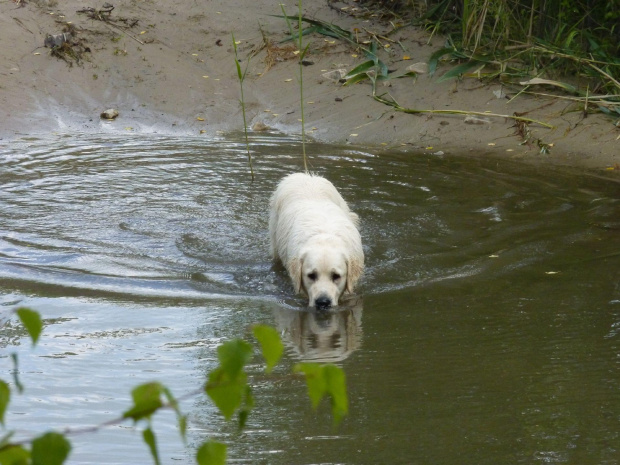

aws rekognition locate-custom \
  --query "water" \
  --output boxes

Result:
[1,133,619,464]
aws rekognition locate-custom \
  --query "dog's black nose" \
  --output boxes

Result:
[314,296,332,310]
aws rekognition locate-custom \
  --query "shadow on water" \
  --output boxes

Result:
[1,132,619,464]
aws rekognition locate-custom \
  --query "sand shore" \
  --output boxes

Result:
[1,0,618,174]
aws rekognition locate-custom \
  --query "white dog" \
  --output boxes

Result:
[269,173,364,309]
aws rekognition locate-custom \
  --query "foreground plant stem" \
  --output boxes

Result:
[281,2,309,172]
[232,33,254,182]
[298,0,308,172]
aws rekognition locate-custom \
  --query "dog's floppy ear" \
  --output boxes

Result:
[288,256,305,295]
[345,255,364,294]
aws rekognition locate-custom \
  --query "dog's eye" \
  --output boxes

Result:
[307,272,318,281]
[331,273,341,281]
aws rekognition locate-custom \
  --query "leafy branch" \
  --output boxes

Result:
[0,310,349,465]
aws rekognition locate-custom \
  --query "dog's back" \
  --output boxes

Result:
[270,173,349,214]
[269,173,356,260]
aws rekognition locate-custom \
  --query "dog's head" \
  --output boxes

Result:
[289,236,363,309]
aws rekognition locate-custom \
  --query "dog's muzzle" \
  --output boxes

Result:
[314,295,332,310]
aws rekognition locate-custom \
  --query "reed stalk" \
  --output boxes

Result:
[280,2,309,172]
[232,33,254,182]
[371,77,554,128]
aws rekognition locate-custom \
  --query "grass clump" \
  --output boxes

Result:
[400,0,620,119]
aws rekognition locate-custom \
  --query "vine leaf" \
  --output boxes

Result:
[0,381,9,427]
[15,308,42,346]
[205,340,253,422]
[0,444,30,464]
[142,428,161,465]
[294,363,349,426]
[252,325,284,373]
[31,432,71,465]
[196,440,227,465]
[123,382,165,421]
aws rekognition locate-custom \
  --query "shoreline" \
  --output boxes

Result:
[1,0,618,176]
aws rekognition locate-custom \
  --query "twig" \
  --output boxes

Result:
[532,45,620,68]
[372,84,554,128]
[232,33,254,182]
[520,91,620,105]
[11,388,203,445]
[102,22,144,45]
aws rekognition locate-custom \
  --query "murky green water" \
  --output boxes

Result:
[1,133,619,464]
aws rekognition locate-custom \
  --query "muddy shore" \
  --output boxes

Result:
[1,0,618,174]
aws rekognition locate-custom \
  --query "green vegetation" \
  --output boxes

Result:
[276,0,619,127]
[232,33,255,182]
[394,0,620,120]
[0,309,348,464]
[279,1,311,172]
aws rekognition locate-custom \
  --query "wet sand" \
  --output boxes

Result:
[1,0,618,173]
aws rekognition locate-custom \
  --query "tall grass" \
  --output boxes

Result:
[397,0,620,118]
[420,0,620,78]
[232,33,254,182]
[280,1,310,172]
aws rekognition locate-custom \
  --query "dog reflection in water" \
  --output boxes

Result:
[273,296,363,363]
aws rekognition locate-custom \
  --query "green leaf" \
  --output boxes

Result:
[206,368,247,421]
[294,363,326,409]
[238,384,254,430]
[235,59,243,81]
[0,444,30,465]
[196,440,227,465]
[206,340,253,421]
[279,25,319,43]
[123,382,164,421]
[344,73,371,86]
[438,59,484,82]
[428,47,454,77]
[344,60,376,80]
[323,365,348,425]
[344,57,385,86]
[0,382,9,427]
[232,33,244,81]
[519,78,578,94]
[178,414,188,442]
[31,432,71,465]
[376,58,389,78]
[142,428,161,465]
[294,363,349,426]
[367,40,378,59]
[299,43,311,62]
[10,355,23,395]
[252,325,284,373]
[271,15,353,42]
[231,32,238,54]
[217,340,253,378]
[15,308,42,346]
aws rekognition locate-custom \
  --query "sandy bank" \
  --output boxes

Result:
[1,0,618,175]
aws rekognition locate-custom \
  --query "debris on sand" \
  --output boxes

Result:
[45,24,91,66]
[44,32,72,48]
[100,109,119,120]
[464,115,492,125]
[252,122,270,132]
[77,3,115,21]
